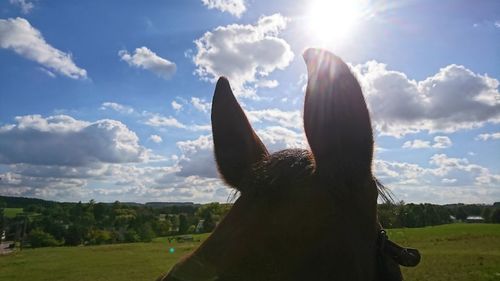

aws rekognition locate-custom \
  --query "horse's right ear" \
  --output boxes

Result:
[303,48,374,180]
[211,77,269,191]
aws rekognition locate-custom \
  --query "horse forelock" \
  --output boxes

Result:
[238,149,314,193]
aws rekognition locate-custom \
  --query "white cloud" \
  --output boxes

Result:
[476,132,500,141]
[9,0,34,14]
[0,18,87,79]
[190,97,210,113]
[176,135,218,178]
[100,102,134,114]
[257,79,279,88]
[374,153,500,203]
[0,114,148,166]
[144,114,210,132]
[402,136,452,149]
[38,67,56,78]
[193,14,294,97]
[247,109,302,129]
[171,100,183,111]
[149,134,163,143]
[201,0,246,17]
[442,178,457,184]
[145,115,186,128]
[119,46,176,79]
[402,139,431,149]
[432,136,452,148]
[0,115,226,202]
[351,61,500,137]
[257,126,306,152]
[495,21,500,29]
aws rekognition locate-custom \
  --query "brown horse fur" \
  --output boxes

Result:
[158,48,403,281]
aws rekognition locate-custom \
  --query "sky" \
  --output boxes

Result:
[0,0,499,204]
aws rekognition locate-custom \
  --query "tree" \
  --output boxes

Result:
[124,229,140,242]
[202,211,216,233]
[28,229,61,248]
[0,208,4,243]
[481,208,492,223]
[0,199,5,243]
[178,214,189,234]
[491,208,500,223]
[65,225,84,246]
[138,223,155,242]
[456,206,468,221]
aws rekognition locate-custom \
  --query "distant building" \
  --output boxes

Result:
[195,219,205,233]
[466,216,485,223]
[449,215,456,222]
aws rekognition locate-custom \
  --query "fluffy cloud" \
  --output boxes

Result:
[201,0,246,17]
[374,153,500,203]
[171,100,183,111]
[190,97,210,113]
[144,114,210,132]
[351,61,500,137]
[402,136,452,149]
[432,136,453,148]
[476,132,500,141]
[0,171,88,200]
[9,0,34,14]
[0,18,87,79]
[257,126,306,152]
[193,14,294,97]
[119,46,176,79]
[247,109,302,129]
[149,134,163,143]
[100,102,135,114]
[175,135,217,178]
[145,115,186,128]
[0,115,148,166]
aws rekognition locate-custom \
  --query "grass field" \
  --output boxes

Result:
[3,208,23,218]
[0,224,499,281]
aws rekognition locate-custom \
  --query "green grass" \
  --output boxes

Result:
[388,224,500,281]
[3,208,23,218]
[0,224,499,281]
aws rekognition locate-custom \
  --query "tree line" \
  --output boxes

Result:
[1,196,499,248]
[378,202,500,228]
[0,198,230,248]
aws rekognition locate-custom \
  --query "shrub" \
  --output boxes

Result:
[28,228,62,248]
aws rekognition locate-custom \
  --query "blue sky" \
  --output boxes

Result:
[0,0,499,204]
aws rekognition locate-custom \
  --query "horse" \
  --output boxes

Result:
[157,48,419,281]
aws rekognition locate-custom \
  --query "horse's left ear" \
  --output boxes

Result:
[211,77,269,191]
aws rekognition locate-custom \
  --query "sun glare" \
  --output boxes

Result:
[307,0,364,43]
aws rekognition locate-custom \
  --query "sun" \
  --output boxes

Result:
[307,0,364,43]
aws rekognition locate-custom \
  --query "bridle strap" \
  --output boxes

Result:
[378,229,421,267]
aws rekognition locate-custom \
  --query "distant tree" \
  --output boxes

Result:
[153,220,171,237]
[481,208,492,223]
[65,225,84,246]
[178,214,189,234]
[202,211,216,233]
[138,223,155,242]
[28,228,61,248]
[491,209,500,223]
[0,207,4,243]
[125,229,140,242]
[456,207,468,221]
[88,229,112,245]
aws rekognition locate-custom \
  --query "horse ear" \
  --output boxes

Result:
[211,77,269,190]
[303,48,373,180]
